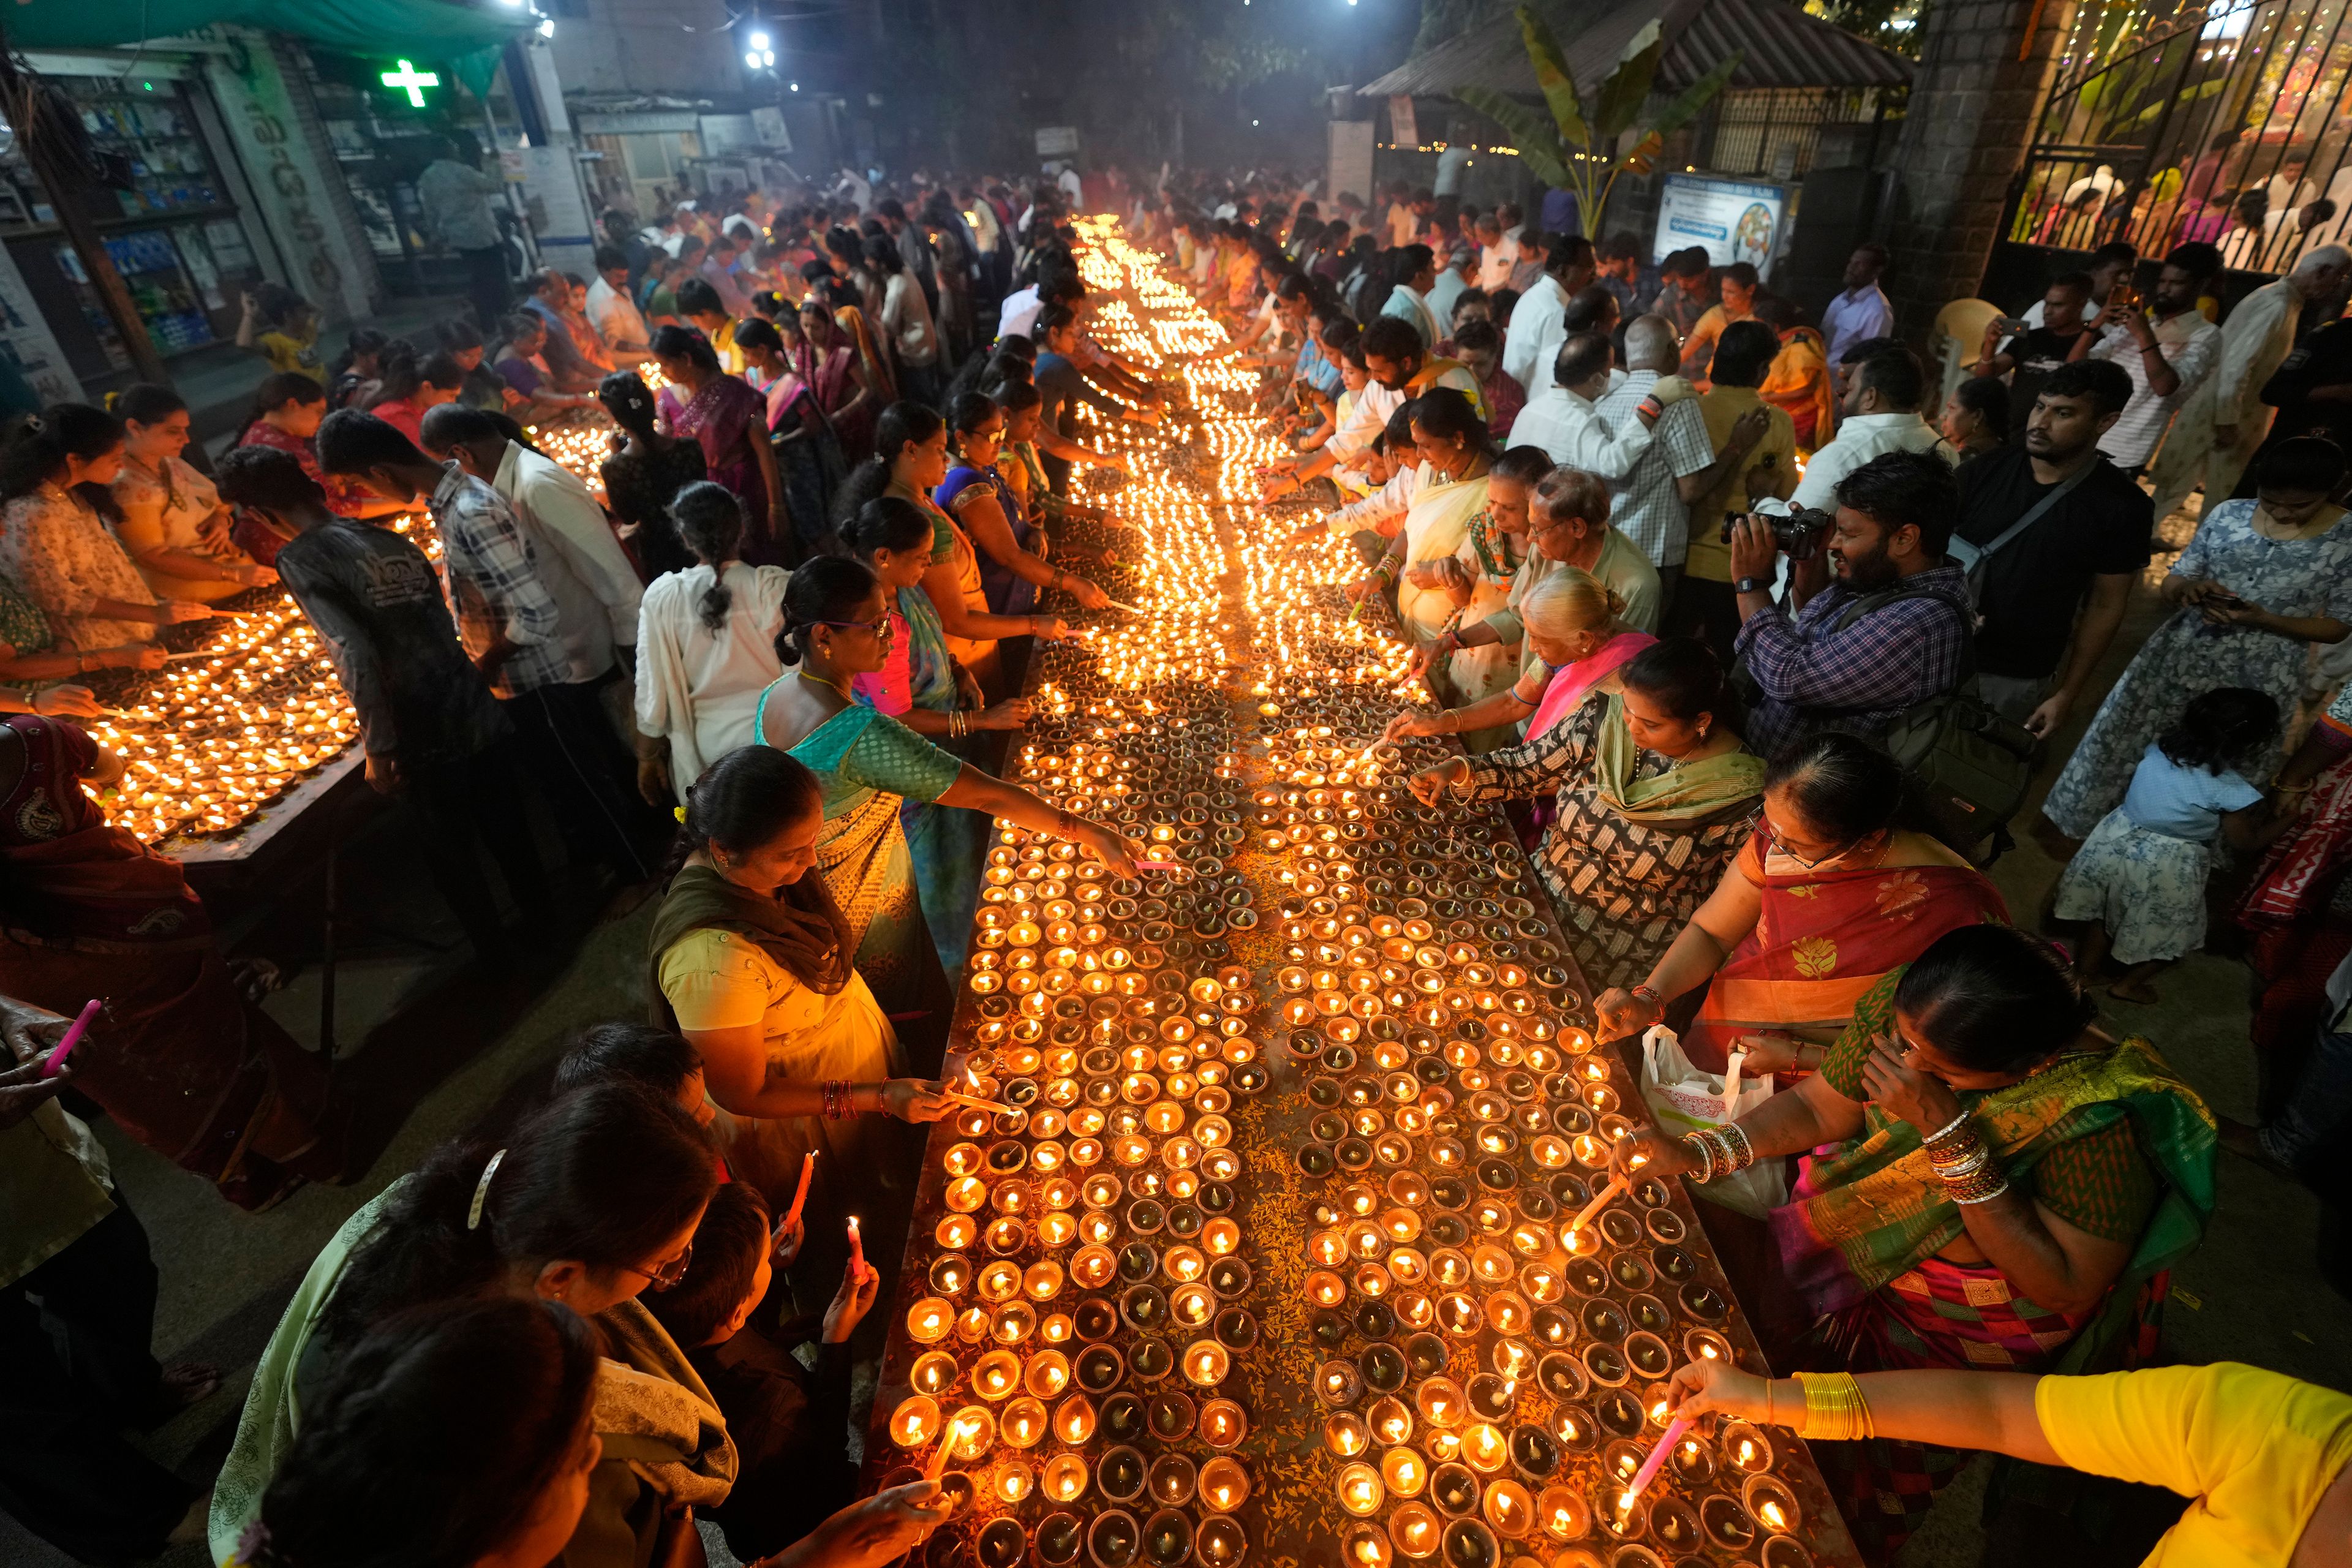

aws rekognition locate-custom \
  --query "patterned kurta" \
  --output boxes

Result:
[1454,693,1764,990]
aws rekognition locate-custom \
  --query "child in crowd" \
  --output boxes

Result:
[235,282,323,383]
[2054,686,2281,1003]
[643,1182,873,1564]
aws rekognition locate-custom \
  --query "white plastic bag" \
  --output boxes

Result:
[1637,1023,1787,1219]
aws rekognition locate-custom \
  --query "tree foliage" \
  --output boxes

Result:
[1455,5,1740,232]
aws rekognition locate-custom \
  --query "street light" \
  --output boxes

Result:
[750,29,772,50]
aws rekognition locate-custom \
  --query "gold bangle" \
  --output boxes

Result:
[1793,1372,1874,1442]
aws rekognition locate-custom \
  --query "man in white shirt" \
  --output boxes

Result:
[1055,163,1085,211]
[1500,232,1569,394]
[2151,243,2352,521]
[721,190,764,244]
[585,246,652,366]
[2084,242,2223,473]
[1792,346,1954,512]
[2022,241,2135,328]
[1512,330,1684,480]
[1476,211,1520,293]
[1819,244,1895,383]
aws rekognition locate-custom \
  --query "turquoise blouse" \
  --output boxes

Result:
[755,685,962,820]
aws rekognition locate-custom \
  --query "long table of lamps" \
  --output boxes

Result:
[83,420,623,861]
[860,221,1863,1568]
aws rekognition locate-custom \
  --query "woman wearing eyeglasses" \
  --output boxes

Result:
[211,1082,729,1566]
[750,557,1134,1046]
[1594,731,2007,1076]
[1610,924,2214,1567]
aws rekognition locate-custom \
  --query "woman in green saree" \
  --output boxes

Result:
[753,556,1136,1032]
[1611,924,2217,1565]
[844,497,1033,975]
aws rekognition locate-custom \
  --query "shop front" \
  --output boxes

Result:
[1,50,279,384]
[1993,0,2352,303]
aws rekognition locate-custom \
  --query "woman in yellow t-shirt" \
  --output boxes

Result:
[647,743,954,1208]
[1670,1357,2352,1567]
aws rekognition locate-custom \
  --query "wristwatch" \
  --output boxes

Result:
[1735,576,1773,594]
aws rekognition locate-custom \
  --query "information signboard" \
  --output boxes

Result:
[1651,173,1787,270]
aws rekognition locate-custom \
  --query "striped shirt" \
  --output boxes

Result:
[1595,370,1715,569]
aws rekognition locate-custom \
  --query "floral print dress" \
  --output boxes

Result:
[2044,499,2352,837]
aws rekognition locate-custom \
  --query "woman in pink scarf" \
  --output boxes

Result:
[1390,564,1654,750]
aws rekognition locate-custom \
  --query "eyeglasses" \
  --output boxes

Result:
[820,616,892,636]
[620,1242,695,1292]
[1771,837,1860,871]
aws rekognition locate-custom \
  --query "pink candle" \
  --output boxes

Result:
[849,1214,867,1280]
[1618,1418,1691,1513]
[39,998,102,1079]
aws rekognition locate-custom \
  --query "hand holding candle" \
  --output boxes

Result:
[39,999,102,1079]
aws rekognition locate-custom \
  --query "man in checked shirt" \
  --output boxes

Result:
[318,410,654,889]
[1727,450,1973,761]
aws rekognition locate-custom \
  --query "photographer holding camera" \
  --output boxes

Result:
[1728,449,1973,760]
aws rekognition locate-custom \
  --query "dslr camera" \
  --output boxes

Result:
[1721,498,1834,562]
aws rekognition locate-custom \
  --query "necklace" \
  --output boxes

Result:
[797,669,852,702]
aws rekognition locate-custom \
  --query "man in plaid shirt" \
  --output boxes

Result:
[1728,450,1972,761]
[1596,317,1770,603]
[320,410,655,886]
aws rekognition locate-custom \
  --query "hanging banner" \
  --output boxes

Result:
[1327,119,1375,209]
[508,144,597,276]
[1389,95,1420,151]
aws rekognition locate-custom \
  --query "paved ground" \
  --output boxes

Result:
[7,503,2348,1568]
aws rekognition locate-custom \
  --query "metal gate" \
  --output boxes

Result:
[2002,0,2352,274]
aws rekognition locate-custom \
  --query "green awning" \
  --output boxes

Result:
[2,1,533,55]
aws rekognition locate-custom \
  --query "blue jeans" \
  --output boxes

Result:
[2264,1022,2352,1170]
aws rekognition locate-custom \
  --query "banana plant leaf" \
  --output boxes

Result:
[1513,4,1591,146]
[1593,19,1665,142]
[1455,85,1577,189]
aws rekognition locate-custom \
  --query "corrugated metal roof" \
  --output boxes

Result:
[1360,0,1912,99]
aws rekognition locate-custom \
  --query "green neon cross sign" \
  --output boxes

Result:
[380,59,440,107]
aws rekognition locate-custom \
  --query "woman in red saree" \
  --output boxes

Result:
[793,296,879,464]
[0,715,342,1208]
[1597,732,2008,1073]
[652,323,790,565]
[1614,925,2214,1566]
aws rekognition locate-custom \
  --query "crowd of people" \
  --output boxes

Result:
[1,154,2351,1568]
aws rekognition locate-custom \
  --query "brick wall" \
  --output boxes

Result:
[1884,0,2078,339]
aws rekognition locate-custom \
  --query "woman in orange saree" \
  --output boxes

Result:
[0,715,342,1208]
[1596,733,2008,1073]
